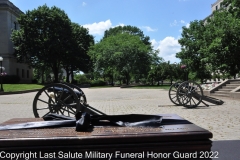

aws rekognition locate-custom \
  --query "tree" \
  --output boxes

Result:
[202,0,240,78]
[176,63,189,81]
[63,23,94,83]
[147,50,164,85]
[90,25,157,85]
[176,20,212,83]
[222,0,240,17]
[102,25,151,46]
[33,63,49,84]
[11,5,72,82]
[88,33,152,85]
[88,38,117,84]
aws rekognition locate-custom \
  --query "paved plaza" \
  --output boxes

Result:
[0,87,240,140]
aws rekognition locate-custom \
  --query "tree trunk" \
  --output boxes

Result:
[126,74,129,85]
[52,65,59,83]
[186,71,188,81]
[70,67,74,83]
[41,69,45,84]
[65,67,70,83]
[111,75,114,86]
[111,69,114,86]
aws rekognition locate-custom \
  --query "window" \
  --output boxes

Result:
[216,5,218,10]
[14,22,17,30]
[27,70,29,78]
[22,69,24,78]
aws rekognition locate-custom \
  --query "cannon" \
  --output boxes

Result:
[33,83,106,118]
[32,81,224,118]
[168,81,224,108]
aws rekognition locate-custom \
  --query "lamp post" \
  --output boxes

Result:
[0,56,4,92]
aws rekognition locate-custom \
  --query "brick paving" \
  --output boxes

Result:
[0,87,240,140]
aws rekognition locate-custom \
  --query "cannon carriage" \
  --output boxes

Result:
[168,80,224,108]
[32,80,225,119]
[33,83,105,118]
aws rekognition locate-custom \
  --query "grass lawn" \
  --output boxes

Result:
[3,84,44,92]
[2,84,171,92]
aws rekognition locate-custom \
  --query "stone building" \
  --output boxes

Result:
[204,0,224,22]
[211,0,224,12]
[0,0,33,83]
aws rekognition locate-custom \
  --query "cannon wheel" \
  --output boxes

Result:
[33,83,82,118]
[61,82,87,105]
[168,82,183,105]
[176,81,203,108]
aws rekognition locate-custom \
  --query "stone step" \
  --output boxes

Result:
[217,89,232,92]
[226,84,240,86]
[214,91,231,94]
[211,93,230,97]
[211,80,240,98]
[229,81,240,84]
[222,86,238,89]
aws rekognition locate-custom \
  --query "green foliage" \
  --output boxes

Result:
[147,60,189,85]
[33,66,52,84]
[222,0,240,17]
[151,62,169,84]
[75,74,91,84]
[90,80,106,87]
[204,6,240,78]
[177,20,212,83]
[220,72,231,80]
[63,23,94,83]
[74,74,106,86]
[2,75,20,84]
[176,0,240,80]
[11,5,72,82]
[88,31,153,85]
[11,5,93,83]
[102,25,151,46]
[212,73,221,81]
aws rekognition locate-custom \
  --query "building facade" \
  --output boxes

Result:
[0,0,33,83]
[211,0,224,12]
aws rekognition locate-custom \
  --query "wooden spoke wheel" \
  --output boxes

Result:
[61,82,87,105]
[168,82,183,105]
[176,81,203,108]
[33,83,82,118]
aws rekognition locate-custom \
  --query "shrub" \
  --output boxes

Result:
[2,75,20,84]
[90,80,106,87]
[75,74,91,84]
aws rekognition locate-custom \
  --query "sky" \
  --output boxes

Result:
[9,0,217,63]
